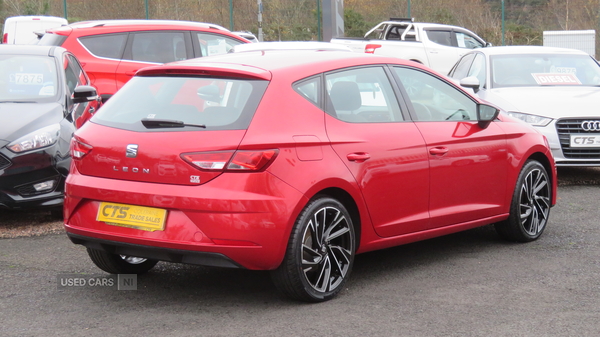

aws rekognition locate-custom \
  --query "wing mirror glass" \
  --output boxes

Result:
[477,103,499,129]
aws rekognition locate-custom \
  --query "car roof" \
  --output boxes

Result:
[473,45,590,56]
[137,49,424,80]
[0,44,65,56]
[52,20,229,32]
[232,41,352,53]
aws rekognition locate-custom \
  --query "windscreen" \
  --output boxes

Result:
[0,55,59,102]
[491,53,600,88]
[91,76,268,131]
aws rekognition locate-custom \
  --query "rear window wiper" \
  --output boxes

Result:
[141,118,206,129]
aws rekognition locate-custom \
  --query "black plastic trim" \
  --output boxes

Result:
[67,233,244,269]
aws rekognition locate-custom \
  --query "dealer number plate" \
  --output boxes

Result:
[570,135,600,148]
[97,202,167,231]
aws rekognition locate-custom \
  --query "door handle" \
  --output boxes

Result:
[347,153,370,162]
[429,147,448,155]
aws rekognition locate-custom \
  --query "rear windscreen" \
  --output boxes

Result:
[91,76,268,131]
[37,33,67,46]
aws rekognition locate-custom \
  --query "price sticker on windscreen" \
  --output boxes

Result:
[532,73,581,85]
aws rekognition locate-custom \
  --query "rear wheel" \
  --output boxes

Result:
[495,160,551,242]
[87,248,158,274]
[271,197,356,302]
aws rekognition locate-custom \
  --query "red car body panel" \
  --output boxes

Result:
[64,51,557,271]
[41,20,249,98]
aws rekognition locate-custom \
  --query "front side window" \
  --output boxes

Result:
[92,76,268,131]
[0,55,58,102]
[195,32,244,57]
[128,32,187,64]
[490,53,600,88]
[64,54,88,94]
[456,32,484,49]
[394,67,477,121]
[449,53,475,79]
[79,33,127,59]
[468,53,487,88]
[325,67,404,123]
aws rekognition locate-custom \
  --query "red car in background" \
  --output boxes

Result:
[38,20,249,103]
[64,48,557,302]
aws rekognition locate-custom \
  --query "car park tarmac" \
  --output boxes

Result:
[0,168,599,336]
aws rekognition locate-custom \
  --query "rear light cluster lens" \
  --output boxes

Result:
[182,150,278,172]
[365,44,382,54]
[70,138,92,159]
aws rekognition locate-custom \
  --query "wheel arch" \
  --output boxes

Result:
[309,187,362,250]
[526,151,557,205]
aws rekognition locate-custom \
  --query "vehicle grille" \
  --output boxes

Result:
[0,154,10,170]
[556,119,600,159]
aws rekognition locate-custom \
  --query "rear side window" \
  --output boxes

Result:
[92,76,268,131]
[79,33,127,59]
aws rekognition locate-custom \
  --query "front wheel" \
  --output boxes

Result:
[495,160,551,242]
[87,248,158,274]
[271,197,356,302]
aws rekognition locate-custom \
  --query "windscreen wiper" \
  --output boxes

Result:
[141,118,206,129]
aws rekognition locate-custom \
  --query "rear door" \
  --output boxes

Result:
[324,66,430,238]
[77,32,128,97]
[115,31,192,92]
[392,66,508,229]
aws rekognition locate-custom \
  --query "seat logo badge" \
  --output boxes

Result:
[581,121,600,132]
[126,144,138,158]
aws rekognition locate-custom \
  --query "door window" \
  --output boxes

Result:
[129,32,187,63]
[64,54,87,94]
[449,53,475,80]
[456,32,484,49]
[394,67,477,121]
[427,30,453,46]
[324,67,404,123]
[194,32,244,57]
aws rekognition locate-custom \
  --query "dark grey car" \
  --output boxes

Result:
[0,45,99,215]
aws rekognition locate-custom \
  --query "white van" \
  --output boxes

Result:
[2,16,68,44]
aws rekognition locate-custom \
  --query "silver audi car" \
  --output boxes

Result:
[448,45,600,167]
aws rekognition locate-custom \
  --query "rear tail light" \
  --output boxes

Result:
[70,138,92,159]
[365,44,382,54]
[182,150,278,172]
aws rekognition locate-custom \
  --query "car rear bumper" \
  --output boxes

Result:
[64,170,307,270]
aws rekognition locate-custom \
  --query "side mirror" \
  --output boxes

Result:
[459,76,481,93]
[477,103,500,129]
[485,42,493,47]
[72,85,99,103]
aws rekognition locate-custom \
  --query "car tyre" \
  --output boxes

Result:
[271,196,355,302]
[495,160,551,242]
[87,248,158,274]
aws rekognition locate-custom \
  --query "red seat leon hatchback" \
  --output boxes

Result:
[65,49,557,302]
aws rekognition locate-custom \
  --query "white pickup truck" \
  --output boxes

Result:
[330,18,490,75]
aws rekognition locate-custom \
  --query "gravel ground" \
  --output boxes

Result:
[0,167,598,239]
[0,209,64,239]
